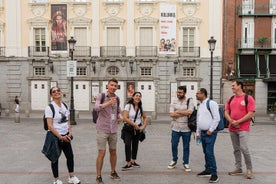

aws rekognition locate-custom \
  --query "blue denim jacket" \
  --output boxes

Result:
[42,131,61,162]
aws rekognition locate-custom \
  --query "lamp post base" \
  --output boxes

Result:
[70,109,77,125]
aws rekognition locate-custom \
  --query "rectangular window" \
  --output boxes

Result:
[141,67,152,76]
[34,28,46,52]
[139,27,153,46]
[34,67,45,76]
[74,27,87,46]
[183,67,195,77]
[77,67,87,76]
[183,27,195,48]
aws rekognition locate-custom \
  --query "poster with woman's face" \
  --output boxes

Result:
[127,82,135,98]
[51,4,67,51]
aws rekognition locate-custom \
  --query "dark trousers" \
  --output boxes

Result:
[201,131,218,175]
[124,128,140,162]
[51,141,74,178]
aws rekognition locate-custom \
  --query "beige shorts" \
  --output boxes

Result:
[96,131,117,150]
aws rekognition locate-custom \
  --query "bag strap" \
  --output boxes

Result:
[49,104,55,118]
[133,106,139,123]
[206,99,213,119]
[100,93,105,104]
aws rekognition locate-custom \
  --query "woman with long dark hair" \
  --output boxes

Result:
[122,92,147,170]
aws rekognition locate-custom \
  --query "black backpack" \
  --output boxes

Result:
[43,102,68,130]
[92,93,105,124]
[92,93,120,123]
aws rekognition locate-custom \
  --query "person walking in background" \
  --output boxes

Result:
[121,92,147,171]
[94,78,123,184]
[168,86,194,172]
[196,88,220,183]
[44,87,80,184]
[14,96,19,113]
[225,80,255,179]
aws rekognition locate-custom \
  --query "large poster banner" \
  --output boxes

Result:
[51,4,67,51]
[159,4,176,55]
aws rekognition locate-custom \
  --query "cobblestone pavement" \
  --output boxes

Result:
[0,114,275,184]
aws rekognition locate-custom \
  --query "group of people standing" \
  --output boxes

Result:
[43,78,147,184]
[168,80,255,183]
[43,78,255,184]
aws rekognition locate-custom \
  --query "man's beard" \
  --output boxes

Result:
[177,95,185,99]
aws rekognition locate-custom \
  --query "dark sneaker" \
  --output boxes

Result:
[110,171,120,180]
[96,175,104,184]
[132,162,140,168]
[197,170,212,177]
[122,164,133,171]
[167,161,177,169]
[209,175,219,183]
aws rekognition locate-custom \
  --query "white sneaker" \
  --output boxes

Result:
[183,164,191,172]
[68,176,80,184]
[167,161,177,169]
[53,179,63,184]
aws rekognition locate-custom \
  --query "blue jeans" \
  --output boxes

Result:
[171,130,191,164]
[200,131,218,175]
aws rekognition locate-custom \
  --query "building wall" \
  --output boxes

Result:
[0,0,223,117]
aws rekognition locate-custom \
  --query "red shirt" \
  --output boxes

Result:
[225,93,255,132]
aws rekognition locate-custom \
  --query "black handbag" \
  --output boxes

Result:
[139,131,146,142]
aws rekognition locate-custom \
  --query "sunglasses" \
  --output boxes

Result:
[52,89,61,94]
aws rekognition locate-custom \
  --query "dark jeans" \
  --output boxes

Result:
[124,127,140,162]
[200,131,218,175]
[51,140,74,178]
[171,130,191,164]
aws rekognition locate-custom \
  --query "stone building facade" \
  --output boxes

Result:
[0,0,224,118]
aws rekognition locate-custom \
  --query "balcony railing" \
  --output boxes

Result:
[237,38,276,49]
[238,4,276,16]
[74,46,91,57]
[0,47,5,57]
[28,46,49,57]
[135,46,158,57]
[100,46,126,57]
[178,47,200,57]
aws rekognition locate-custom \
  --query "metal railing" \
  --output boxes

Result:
[74,46,91,57]
[238,4,276,16]
[28,46,49,57]
[100,46,126,57]
[178,47,200,57]
[0,47,5,57]
[135,46,158,57]
[237,38,275,49]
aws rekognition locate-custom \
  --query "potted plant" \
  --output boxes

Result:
[258,36,268,47]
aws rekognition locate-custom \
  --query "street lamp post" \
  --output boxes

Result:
[68,36,77,125]
[208,36,216,100]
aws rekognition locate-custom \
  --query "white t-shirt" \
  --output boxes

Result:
[45,102,69,135]
[124,104,142,125]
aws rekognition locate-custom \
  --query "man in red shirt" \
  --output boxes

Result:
[225,80,255,179]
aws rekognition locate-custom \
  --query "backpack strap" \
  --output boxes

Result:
[49,104,55,118]
[62,102,68,109]
[100,93,105,104]
[206,99,213,119]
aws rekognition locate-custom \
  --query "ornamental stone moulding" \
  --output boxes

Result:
[103,1,123,17]
[29,2,49,17]
[101,17,125,27]
[70,2,91,17]
[178,17,201,27]
[136,1,156,16]
[180,1,200,17]
[134,16,158,26]
[27,17,49,27]
[68,17,92,27]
